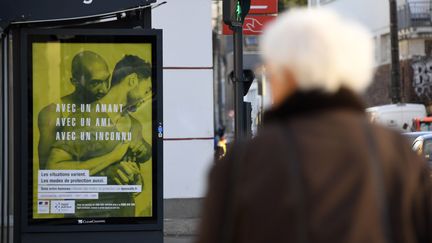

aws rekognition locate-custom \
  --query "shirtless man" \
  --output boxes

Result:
[38,51,111,170]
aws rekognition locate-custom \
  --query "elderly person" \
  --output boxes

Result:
[196,8,432,243]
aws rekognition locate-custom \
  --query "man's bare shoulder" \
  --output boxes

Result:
[38,103,57,124]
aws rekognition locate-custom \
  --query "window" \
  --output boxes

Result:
[380,34,391,64]
[374,37,379,63]
[425,40,432,56]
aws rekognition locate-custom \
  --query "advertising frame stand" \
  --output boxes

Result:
[3,11,163,243]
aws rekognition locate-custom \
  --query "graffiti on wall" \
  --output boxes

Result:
[412,56,432,100]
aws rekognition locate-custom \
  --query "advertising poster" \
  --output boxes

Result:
[31,39,155,222]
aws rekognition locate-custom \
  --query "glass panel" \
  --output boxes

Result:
[28,33,157,225]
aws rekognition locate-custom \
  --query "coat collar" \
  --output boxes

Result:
[264,88,365,123]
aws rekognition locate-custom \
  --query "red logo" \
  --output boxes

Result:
[223,16,276,35]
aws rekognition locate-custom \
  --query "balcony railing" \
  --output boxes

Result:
[398,0,432,29]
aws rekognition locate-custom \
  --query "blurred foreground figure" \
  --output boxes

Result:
[197,8,432,243]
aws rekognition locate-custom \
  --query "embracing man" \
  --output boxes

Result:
[38,51,111,170]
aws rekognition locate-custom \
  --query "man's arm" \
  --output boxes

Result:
[129,116,151,163]
[38,104,58,170]
[130,139,151,163]
[46,143,129,175]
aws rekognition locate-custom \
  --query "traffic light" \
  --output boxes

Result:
[223,0,251,27]
[229,69,255,96]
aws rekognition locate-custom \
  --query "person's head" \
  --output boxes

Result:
[260,8,374,107]
[217,126,226,138]
[111,55,152,106]
[71,51,111,101]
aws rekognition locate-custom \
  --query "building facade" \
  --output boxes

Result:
[309,0,432,107]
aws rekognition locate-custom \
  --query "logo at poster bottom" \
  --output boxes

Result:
[37,200,50,214]
[77,219,107,224]
[51,200,75,214]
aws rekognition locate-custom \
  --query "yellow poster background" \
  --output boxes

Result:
[32,42,153,219]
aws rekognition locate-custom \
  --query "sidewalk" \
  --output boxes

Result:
[163,198,201,243]
[164,236,195,243]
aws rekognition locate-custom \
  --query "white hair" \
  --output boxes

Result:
[260,8,374,93]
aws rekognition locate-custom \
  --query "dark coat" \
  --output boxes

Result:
[196,89,432,243]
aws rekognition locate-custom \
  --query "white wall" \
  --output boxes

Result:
[153,0,214,199]
[153,0,213,68]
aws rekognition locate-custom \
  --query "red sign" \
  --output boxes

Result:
[223,16,276,35]
[249,0,278,14]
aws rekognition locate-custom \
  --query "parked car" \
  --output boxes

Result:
[366,103,427,132]
[402,131,432,145]
[410,134,432,167]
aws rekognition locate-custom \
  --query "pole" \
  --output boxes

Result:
[389,0,401,103]
[233,25,245,140]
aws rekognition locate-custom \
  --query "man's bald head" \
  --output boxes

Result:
[71,51,109,83]
[71,51,111,100]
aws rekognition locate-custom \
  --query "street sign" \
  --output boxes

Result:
[249,0,278,14]
[223,15,276,35]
